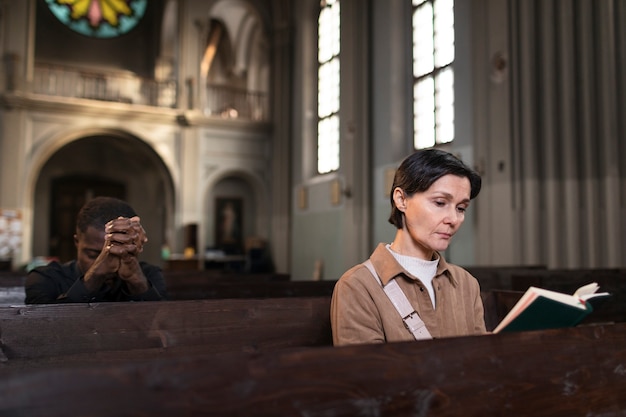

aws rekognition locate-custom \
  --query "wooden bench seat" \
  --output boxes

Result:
[1,322,624,416]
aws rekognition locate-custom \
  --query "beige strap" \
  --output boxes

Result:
[363,259,432,341]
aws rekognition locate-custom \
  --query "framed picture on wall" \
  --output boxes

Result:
[215,197,243,253]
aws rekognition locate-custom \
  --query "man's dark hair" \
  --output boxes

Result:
[76,196,137,234]
[388,149,482,229]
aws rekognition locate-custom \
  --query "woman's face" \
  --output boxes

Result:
[394,174,471,259]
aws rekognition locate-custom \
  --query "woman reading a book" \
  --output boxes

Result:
[331,149,487,345]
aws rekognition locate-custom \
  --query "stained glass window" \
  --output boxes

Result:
[45,0,147,38]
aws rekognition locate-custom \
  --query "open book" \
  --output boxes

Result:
[493,282,611,333]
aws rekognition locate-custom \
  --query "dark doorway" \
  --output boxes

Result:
[49,176,126,263]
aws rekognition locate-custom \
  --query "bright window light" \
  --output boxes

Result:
[413,0,455,149]
[317,0,340,174]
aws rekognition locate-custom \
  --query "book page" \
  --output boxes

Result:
[572,282,610,301]
[530,287,587,308]
[573,282,599,298]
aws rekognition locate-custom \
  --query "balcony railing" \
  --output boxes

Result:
[2,61,270,121]
[204,84,269,121]
[32,63,177,108]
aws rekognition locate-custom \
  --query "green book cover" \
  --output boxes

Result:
[497,295,592,333]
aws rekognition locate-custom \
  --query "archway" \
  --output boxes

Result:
[204,172,273,273]
[32,133,174,267]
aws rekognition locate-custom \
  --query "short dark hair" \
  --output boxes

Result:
[75,196,137,234]
[388,149,482,229]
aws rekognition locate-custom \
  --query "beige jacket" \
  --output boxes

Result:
[331,243,486,346]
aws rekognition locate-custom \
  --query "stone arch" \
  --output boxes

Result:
[29,129,175,267]
[201,167,269,261]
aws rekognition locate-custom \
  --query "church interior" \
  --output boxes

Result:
[0,1,625,415]
[1,0,625,278]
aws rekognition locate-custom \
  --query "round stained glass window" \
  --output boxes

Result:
[45,0,148,38]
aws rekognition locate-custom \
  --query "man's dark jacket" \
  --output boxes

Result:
[25,260,167,304]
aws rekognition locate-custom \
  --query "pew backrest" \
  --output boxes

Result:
[0,297,332,368]
[166,279,337,300]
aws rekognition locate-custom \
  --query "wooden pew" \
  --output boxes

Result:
[481,289,522,331]
[2,262,623,374]
[0,271,26,306]
[0,280,338,306]
[0,270,26,286]
[0,291,495,370]
[469,266,626,328]
[166,268,624,325]
[504,269,626,324]
[163,269,291,284]
[1,288,619,368]
[0,322,624,416]
[464,264,547,291]
[0,289,504,370]
[0,285,24,306]
[0,269,333,305]
[0,297,333,369]
[167,279,338,300]
[163,269,337,300]
[481,287,626,332]
[505,268,626,291]
[466,265,626,294]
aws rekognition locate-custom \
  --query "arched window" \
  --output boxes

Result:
[317,0,340,174]
[45,0,147,38]
[412,0,455,149]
